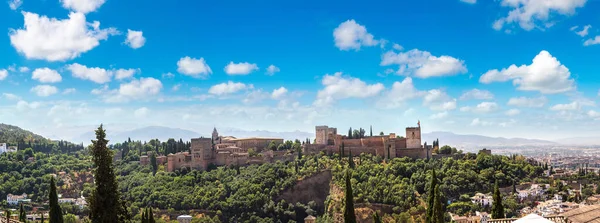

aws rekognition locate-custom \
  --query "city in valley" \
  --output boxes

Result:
[3,0,600,222]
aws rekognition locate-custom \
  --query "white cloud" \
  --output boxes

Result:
[333,19,379,51]
[266,65,280,75]
[498,119,517,127]
[208,81,252,96]
[430,111,449,120]
[459,89,494,100]
[224,62,259,75]
[572,25,591,37]
[9,12,118,61]
[134,107,149,118]
[124,29,146,49]
[314,72,385,106]
[377,77,425,109]
[493,0,587,31]
[0,69,7,81]
[8,0,22,10]
[423,89,457,111]
[115,68,139,80]
[118,78,163,99]
[243,90,270,104]
[67,63,112,84]
[16,100,40,111]
[91,85,108,95]
[460,102,499,113]
[480,50,574,94]
[172,84,181,92]
[19,67,30,73]
[60,0,105,14]
[392,43,403,51]
[550,101,586,111]
[588,110,600,120]
[2,93,21,101]
[381,49,467,78]
[461,0,476,4]
[32,68,62,83]
[162,72,175,79]
[30,85,58,97]
[507,96,547,107]
[583,36,600,46]
[177,57,212,78]
[271,87,288,100]
[470,118,494,126]
[7,65,16,72]
[63,88,76,94]
[104,108,122,116]
[505,109,521,116]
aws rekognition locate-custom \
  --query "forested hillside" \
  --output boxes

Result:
[0,123,84,153]
[0,123,50,144]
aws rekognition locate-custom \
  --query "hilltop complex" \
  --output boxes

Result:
[305,122,432,160]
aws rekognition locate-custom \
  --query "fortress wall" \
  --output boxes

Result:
[396,148,428,160]
[362,137,384,147]
[340,139,363,147]
[303,144,327,155]
[395,138,407,148]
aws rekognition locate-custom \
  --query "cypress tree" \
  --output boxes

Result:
[348,149,355,169]
[372,211,382,223]
[150,152,157,176]
[343,170,356,223]
[49,177,64,223]
[149,208,155,223]
[341,143,345,157]
[369,125,373,137]
[432,185,443,223]
[89,125,124,223]
[41,212,45,222]
[19,203,26,222]
[348,128,352,139]
[512,180,517,194]
[426,169,437,223]
[491,182,505,219]
[141,209,146,223]
[6,210,10,222]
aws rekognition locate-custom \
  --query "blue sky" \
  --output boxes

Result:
[1,0,599,141]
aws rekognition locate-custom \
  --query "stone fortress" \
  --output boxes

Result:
[305,121,431,160]
[164,128,290,172]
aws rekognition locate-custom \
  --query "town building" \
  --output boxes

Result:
[6,193,30,206]
[0,143,6,154]
[471,193,493,207]
[177,215,192,223]
[304,122,431,160]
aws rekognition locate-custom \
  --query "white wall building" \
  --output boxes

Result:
[177,215,192,223]
[0,143,7,154]
[471,193,493,207]
[7,193,29,206]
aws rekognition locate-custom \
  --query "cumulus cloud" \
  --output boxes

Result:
[30,85,58,97]
[224,62,259,75]
[505,109,521,116]
[266,65,280,75]
[32,68,62,83]
[377,77,425,109]
[470,118,494,126]
[118,78,163,99]
[459,89,494,100]
[63,88,76,94]
[507,96,547,108]
[9,12,118,62]
[16,100,41,111]
[242,90,270,104]
[381,49,467,78]
[588,110,600,120]
[115,68,139,80]
[423,89,457,111]
[583,36,600,46]
[208,81,252,96]
[124,29,146,49]
[3,93,21,101]
[460,102,499,113]
[333,20,380,50]
[177,57,212,78]
[480,50,575,94]
[493,0,587,31]
[8,0,22,10]
[134,107,149,118]
[0,69,7,80]
[60,0,105,14]
[271,87,288,100]
[314,72,385,106]
[430,111,449,120]
[549,101,590,111]
[19,67,30,73]
[571,25,591,37]
[67,63,112,84]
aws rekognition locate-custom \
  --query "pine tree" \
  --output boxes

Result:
[348,149,355,169]
[49,177,64,223]
[432,185,443,223]
[491,182,505,219]
[19,203,26,222]
[372,211,382,223]
[426,169,437,223]
[343,170,356,223]
[89,125,126,223]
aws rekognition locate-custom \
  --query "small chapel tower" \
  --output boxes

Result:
[212,127,219,142]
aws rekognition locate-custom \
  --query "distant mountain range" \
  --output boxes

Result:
[422,131,558,149]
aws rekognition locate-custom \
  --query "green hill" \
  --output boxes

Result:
[0,123,50,144]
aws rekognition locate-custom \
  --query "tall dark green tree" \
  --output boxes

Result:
[348,128,353,139]
[372,211,382,223]
[150,152,157,175]
[148,208,155,223]
[343,170,356,223]
[49,177,64,223]
[348,149,355,169]
[89,125,126,223]
[341,143,345,157]
[432,185,444,223]
[19,203,26,222]
[426,169,437,223]
[491,182,505,219]
[512,180,517,194]
[369,125,373,137]
[141,209,146,223]
[41,212,45,223]
[6,210,10,222]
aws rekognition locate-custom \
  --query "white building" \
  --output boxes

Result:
[476,211,489,223]
[471,193,493,207]
[0,143,6,154]
[7,193,29,206]
[177,215,192,223]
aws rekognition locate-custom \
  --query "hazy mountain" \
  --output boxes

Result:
[73,126,314,145]
[554,137,600,146]
[422,131,557,149]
